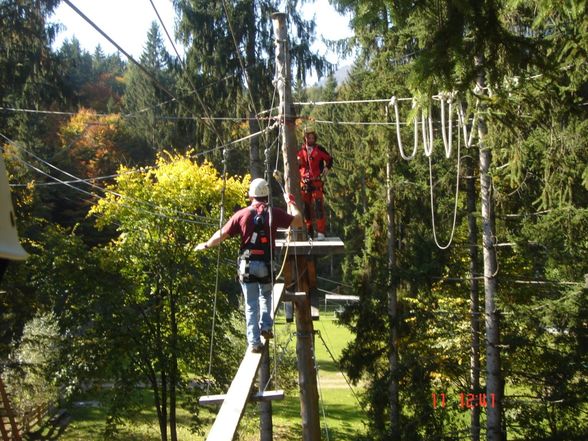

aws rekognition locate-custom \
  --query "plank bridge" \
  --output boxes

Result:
[200,237,345,441]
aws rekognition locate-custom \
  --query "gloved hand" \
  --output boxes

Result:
[283,193,296,205]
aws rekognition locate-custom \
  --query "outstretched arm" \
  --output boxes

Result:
[195,229,230,251]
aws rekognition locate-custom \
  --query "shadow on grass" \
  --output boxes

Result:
[25,415,71,441]
[272,394,366,440]
[317,358,339,373]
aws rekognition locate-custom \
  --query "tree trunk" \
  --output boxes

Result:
[386,149,400,440]
[155,287,168,441]
[466,154,481,441]
[148,367,166,441]
[169,290,178,441]
[160,370,168,441]
[476,56,504,441]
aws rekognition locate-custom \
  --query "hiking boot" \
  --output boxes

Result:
[250,343,264,353]
[261,329,274,340]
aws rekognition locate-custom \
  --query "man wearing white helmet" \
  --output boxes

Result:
[196,178,302,353]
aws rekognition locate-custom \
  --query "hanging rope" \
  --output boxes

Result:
[438,94,455,158]
[388,96,418,160]
[205,148,229,394]
[421,105,434,157]
[263,136,281,377]
[316,364,331,441]
[428,115,462,250]
[458,101,478,148]
[263,329,296,392]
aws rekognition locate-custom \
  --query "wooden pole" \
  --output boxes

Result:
[272,12,321,441]
[259,348,273,441]
[271,12,302,208]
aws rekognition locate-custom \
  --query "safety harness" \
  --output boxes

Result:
[300,144,330,193]
[238,203,272,283]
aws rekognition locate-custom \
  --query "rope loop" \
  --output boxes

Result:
[439,92,454,159]
[389,95,418,160]
[429,108,461,249]
[421,104,434,157]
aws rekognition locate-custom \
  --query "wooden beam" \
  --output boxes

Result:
[282,291,307,302]
[199,390,285,406]
[275,237,345,255]
[323,293,360,302]
[204,283,284,441]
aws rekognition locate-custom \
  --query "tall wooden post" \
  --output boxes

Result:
[259,349,273,441]
[272,12,321,441]
[271,12,302,207]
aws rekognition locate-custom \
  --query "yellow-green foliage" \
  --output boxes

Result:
[91,151,249,243]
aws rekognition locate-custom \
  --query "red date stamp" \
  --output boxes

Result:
[432,392,496,409]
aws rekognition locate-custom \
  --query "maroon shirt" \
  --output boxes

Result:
[222,203,294,251]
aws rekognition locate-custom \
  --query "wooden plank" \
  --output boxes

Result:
[323,293,360,302]
[199,390,285,406]
[282,291,306,302]
[205,283,284,441]
[275,237,345,255]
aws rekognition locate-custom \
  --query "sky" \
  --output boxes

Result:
[51,0,354,72]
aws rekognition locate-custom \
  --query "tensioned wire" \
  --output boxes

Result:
[7,122,278,193]
[205,148,229,395]
[1,140,216,228]
[0,131,218,226]
[62,0,225,145]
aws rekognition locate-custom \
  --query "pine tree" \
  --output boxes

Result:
[174,0,330,177]
[123,22,176,153]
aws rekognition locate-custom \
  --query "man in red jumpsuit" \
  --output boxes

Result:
[297,130,333,240]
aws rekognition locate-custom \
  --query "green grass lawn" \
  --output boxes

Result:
[47,309,365,440]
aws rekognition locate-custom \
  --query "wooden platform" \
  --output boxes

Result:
[275,237,345,255]
[203,283,284,441]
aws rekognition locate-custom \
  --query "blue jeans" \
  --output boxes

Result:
[239,260,273,346]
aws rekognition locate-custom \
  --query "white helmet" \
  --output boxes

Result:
[0,154,28,260]
[248,178,269,198]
